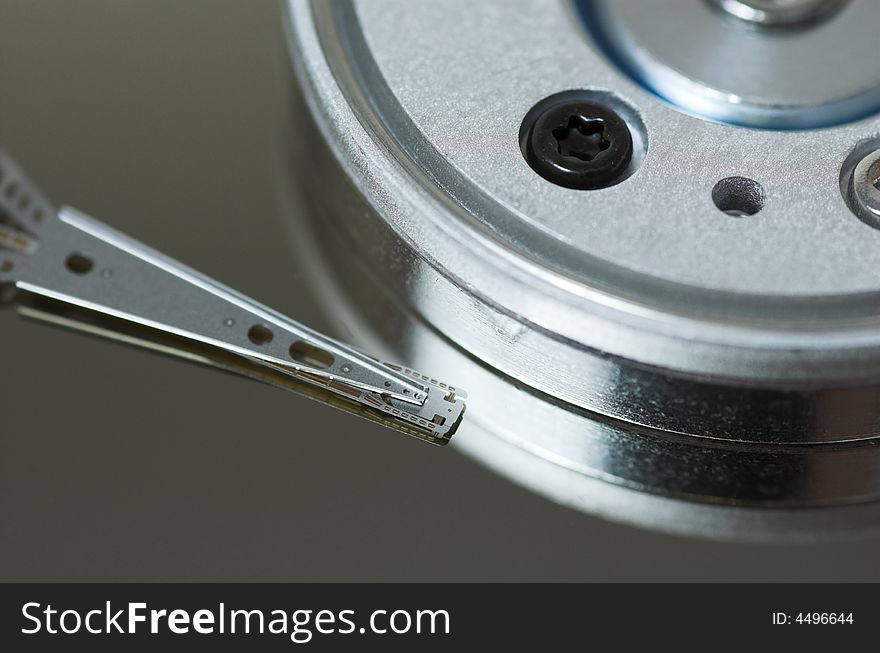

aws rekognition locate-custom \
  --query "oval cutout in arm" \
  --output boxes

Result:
[289,340,334,369]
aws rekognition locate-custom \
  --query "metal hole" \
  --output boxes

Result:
[65,253,94,275]
[289,340,334,368]
[247,324,274,346]
[712,177,765,216]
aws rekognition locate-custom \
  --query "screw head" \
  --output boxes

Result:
[521,98,633,190]
[849,149,880,223]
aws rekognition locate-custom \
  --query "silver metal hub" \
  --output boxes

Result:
[284,0,880,537]
[584,0,880,128]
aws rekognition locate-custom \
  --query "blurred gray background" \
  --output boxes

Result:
[2,0,879,581]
